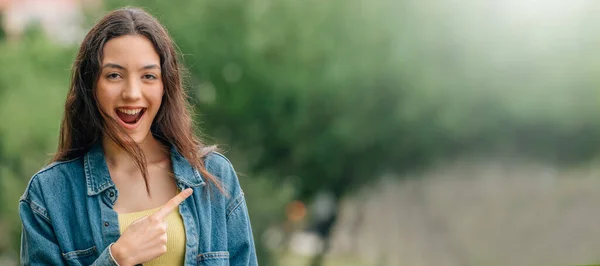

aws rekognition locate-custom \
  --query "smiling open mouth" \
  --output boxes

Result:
[116,108,146,124]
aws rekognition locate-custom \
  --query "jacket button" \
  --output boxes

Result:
[109,191,114,197]
[104,222,109,227]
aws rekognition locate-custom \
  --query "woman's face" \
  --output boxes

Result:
[96,35,164,143]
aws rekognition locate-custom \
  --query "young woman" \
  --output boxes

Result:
[18,7,257,266]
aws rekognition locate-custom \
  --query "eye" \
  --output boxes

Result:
[107,73,122,80]
[143,74,158,80]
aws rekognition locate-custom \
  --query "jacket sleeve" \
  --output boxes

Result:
[19,177,118,266]
[226,192,258,266]
[219,156,258,266]
[19,199,65,265]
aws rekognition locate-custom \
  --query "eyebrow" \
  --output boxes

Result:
[102,63,161,71]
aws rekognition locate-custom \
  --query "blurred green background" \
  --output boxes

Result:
[2,0,600,265]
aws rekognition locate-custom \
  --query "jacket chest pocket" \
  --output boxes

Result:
[61,246,98,266]
[197,251,229,265]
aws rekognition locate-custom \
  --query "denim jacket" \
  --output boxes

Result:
[19,143,258,265]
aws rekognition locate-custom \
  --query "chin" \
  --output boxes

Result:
[128,132,151,144]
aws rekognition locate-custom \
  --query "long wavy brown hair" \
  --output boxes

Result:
[53,7,223,195]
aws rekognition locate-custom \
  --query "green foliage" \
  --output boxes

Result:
[0,29,75,257]
[0,29,74,160]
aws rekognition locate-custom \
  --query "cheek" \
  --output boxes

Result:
[95,85,111,112]
[150,84,165,109]
[95,81,121,114]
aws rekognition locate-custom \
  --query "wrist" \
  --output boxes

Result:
[110,241,131,266]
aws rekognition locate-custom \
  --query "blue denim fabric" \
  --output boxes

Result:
[19,142,258,265]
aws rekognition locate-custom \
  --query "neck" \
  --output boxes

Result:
[102,134,168,169]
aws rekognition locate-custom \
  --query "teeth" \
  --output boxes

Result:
[117,108,142,115]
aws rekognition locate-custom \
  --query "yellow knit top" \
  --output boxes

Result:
[117,207,186,265]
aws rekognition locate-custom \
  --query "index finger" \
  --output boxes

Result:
[152,188,193,220]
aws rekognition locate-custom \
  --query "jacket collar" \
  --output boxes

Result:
[85,141,206,196]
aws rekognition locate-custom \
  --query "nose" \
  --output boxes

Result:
[121,78,142,101]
